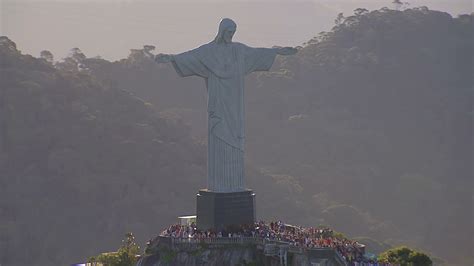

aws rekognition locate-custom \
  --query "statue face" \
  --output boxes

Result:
[223,27,236,43]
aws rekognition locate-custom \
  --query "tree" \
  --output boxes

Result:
[142,45,156,60]
[69,47,86,62]
[88,232,141,266]
[0,36,17,52]
[40,50,54,64]
[354,8,369,16]
[334,13,345,26]
[409,251,434,266]
[55,47,87,71]
[122,232,140,256]
[378,246,432,266]
[143,45,155,53]
[392,0,409,11]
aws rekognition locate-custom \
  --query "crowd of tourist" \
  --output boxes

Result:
[159,220,396,265]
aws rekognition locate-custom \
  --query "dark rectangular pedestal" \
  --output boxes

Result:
[196,189,256,231]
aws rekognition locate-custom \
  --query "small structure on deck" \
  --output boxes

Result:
[178,215,196,226]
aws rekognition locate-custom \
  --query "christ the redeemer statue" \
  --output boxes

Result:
[155,18,297,193]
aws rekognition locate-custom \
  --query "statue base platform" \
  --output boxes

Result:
[196,189,256,231]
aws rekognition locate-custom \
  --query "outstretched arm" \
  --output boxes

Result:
[155,50,210,78]
[243,45,297,74]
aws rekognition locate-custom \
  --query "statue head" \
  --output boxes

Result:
[214,18,236,44]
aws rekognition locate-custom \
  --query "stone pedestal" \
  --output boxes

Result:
[196,189,256,231]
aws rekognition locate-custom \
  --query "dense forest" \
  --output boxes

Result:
[0,7,472,266]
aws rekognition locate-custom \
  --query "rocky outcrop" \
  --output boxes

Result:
[136,237,347,266]
[138,247,258,266]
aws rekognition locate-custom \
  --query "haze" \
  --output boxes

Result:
[1,0,472,60]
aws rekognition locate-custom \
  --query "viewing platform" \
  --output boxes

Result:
[136,220,368,265]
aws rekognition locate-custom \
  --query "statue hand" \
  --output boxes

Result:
[155,53,173,63]
[276,47,298,56]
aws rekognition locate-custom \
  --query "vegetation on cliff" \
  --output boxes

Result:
[88,233,141,266]
[378,246,432,266]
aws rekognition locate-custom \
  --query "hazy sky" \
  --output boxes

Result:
[1,0,472,61]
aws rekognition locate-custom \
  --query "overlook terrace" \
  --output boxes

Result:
[137,221,390,266]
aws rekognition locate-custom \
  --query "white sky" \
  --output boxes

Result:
[1,0,472,61]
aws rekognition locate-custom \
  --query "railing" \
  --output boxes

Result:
[263,243,278,255]
[334,250,349,266]
[288,245,304,254]
[171,236,258,245]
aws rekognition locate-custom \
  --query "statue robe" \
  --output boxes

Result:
[172,42,277,192]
